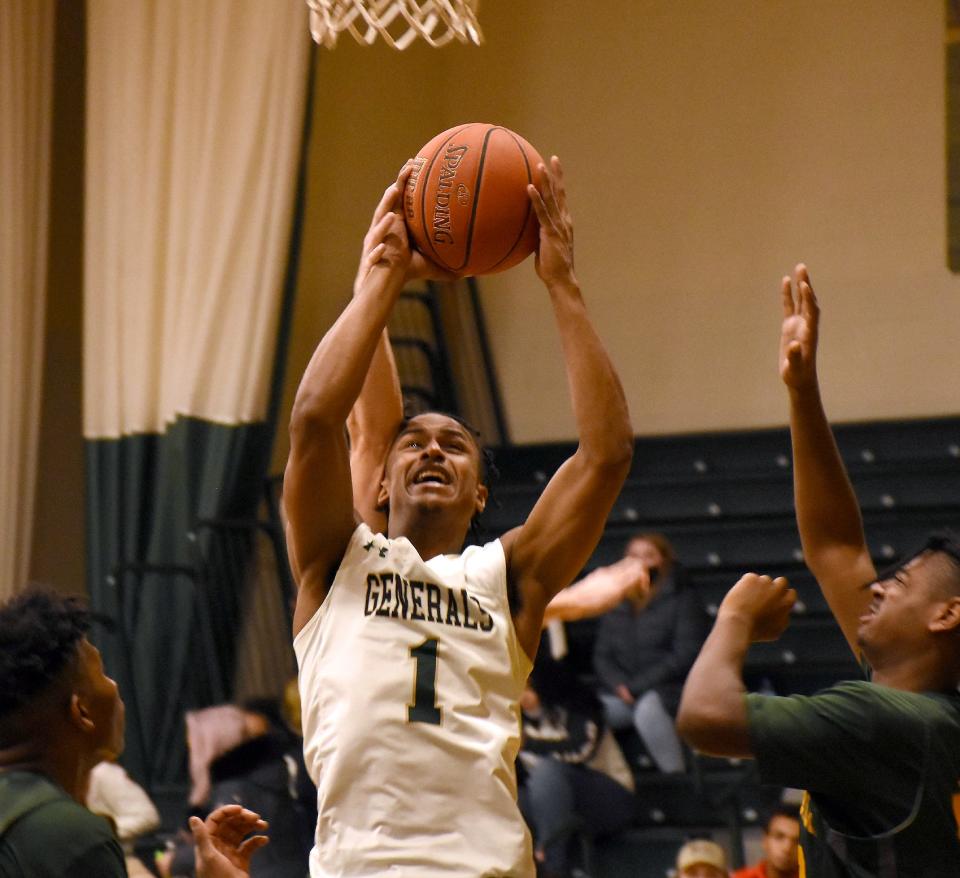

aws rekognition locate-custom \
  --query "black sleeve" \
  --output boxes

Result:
[592,613,626,693]
[625,588,707,695]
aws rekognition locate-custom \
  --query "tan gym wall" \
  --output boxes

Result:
[277,0,958,472]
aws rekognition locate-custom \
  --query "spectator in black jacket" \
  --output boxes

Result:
[160,701,314,878]
[593,533,708,772]
[518,653,635,878]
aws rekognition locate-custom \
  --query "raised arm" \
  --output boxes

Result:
[346,330,404,534]
[676,573,795,757]
[780,265,876,657]
[346,175,458,532]
[503,157,634,659]
[542,556,650,625]
[284,174,412,635]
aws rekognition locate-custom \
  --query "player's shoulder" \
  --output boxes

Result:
[2,782,120,867]
[338,520,390,563]
[826,680,960,729]
[24,796,116,837]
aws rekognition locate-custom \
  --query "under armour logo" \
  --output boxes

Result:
[363,541,388,558]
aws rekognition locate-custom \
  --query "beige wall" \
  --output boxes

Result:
[281,0,960,464]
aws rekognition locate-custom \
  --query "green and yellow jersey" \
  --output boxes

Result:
[746,680,960,877]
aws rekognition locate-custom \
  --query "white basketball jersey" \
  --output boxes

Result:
[294,523,535,877]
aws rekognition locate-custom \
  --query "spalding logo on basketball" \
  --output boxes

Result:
[404,122,545,278]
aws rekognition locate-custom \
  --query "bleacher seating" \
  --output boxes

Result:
[490,416,960,876]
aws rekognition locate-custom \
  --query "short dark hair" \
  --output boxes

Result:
[925,531,960,590]
[875,530,960,597]
[0,587,90,717]
[391,411,490,480]
[766,804,801,831]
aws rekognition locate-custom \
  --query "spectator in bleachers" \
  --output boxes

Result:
[675,837,729,877]
[676,265,960,876]
[86,756,161,877]
[158,701,314,878]
[731,805,799,878]
[591,533,709,772]
[517,651,635,878]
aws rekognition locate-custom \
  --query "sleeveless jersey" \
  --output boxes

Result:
[295,523,535,877]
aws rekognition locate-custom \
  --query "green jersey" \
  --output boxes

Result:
[746,681,960,877]
[0,770,126,877]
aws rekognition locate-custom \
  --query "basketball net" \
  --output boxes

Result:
[307,0,482,50]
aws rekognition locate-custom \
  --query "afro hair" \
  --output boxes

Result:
[0,587,90,717]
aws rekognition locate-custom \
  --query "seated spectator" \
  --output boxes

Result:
[160,701,314,878]
[87,757,161,877]
[0,586,268,878]
[732,806,800,878]
[676,838,729,878]
[592,533,708,772]
[518,653,634,878]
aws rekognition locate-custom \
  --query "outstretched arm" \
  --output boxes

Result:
[503,157,634,659]
[780,265,876,657]
[542,556,650,625]
[676,573,795,758]
[346,330,404,534]
[346,175,458,533]
[285,172,412,635]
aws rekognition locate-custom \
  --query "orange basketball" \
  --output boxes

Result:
[403,123,545,278]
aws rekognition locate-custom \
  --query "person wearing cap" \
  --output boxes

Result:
[676,266,960,876]
[676,838,729,878]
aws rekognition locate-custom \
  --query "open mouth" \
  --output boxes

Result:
[859,601,881,623]
[412,468,450,486]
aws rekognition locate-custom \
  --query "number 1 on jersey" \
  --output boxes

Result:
[408,638,442,725]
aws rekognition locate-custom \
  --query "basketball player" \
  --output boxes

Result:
[677,265,960,875]
[284,158,633,876]
[0,587,269,878]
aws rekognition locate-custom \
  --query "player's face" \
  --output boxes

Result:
[763,815,800,872]
[75,638,125,761]
[381,413,486,522]
[857,552,951,655]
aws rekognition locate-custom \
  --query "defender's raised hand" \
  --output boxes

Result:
[527,156,576,288]
[719,573,796,643]
[779,263,820,390]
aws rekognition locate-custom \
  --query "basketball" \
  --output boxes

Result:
[403,122,545,278]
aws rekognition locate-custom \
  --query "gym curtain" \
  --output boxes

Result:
[0,2,55,600]
[84,0,310,786]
